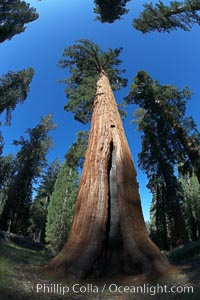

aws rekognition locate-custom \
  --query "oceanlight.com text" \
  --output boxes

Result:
[36,283,194,296]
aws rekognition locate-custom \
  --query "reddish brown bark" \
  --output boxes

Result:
[49,71,169,279]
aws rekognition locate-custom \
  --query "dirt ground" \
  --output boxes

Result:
[1,256,199,300]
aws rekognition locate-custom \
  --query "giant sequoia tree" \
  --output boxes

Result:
[133,0,200,33]
[125,71,200,183]
[49,40,169,280]
[131,107,189,247]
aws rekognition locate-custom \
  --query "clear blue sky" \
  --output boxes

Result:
[0,0,200,220]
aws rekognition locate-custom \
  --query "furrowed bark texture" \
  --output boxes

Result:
[49,71,169,279]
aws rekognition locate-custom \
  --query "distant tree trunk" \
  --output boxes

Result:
[49,71,169,280]
[0,186,17,231]
[157,158,189,247]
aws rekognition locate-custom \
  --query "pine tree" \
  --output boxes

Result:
[179,173,200,241]
[29,159,60,243]
[0,0,38,43]
[133,0,200,33]
[0,68,34,125]
[0,67,35,213]
[0,114,56,234]
[65,130,89,169]
[49,40,169,280]
[45,131,88,254]
[94,0,131,23]
[45,162,79,255]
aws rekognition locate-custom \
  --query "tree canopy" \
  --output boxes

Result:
[93,0,131,23]
[65,130,89,169]
[125,71,200,181]
[0,0,39,43]
[133,0,200,33]
[29,159,60,243]
[0,67,34,125]
[58,39,127,124]
[0,114,56,233]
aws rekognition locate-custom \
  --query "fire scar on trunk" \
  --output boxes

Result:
[48,71,169,280]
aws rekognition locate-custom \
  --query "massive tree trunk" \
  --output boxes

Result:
[49,71,169,279]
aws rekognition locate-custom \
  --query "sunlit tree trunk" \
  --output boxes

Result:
[49,71,169,279]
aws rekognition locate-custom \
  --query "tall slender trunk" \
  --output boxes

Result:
[157,158,189,246]
[49,71,169,279]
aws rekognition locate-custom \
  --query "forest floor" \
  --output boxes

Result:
[0,235,200,300]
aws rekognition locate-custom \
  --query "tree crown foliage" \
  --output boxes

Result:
[0,0,39,43]
[125,70,192,121]
[13,114,56,180]
[29,159,60,242]
[45,160,79,254]
[126,70,200,177]
[58,39,127,124]
[133,0,200,33]
[94,0,130,23]
[65,130,89,169]
[0,67,34,125]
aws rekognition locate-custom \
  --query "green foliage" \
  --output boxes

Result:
[149,177,174,250]
[165,239,200,263]
[0,0,39,43]
[0,154,16,216]
[0,68,34,125]
[133,0,200,33]
[94,0,130,23]
[0,114,56,234]
[45,161,79,255]
[58,39,127,124]
[29,159,60,243]
[65,130,89,169]
[179,173,200,241]
[45,130,89,254]
[125,70,200,176]
[125,71,200,247]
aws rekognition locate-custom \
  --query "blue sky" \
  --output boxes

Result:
[0,0,200,220]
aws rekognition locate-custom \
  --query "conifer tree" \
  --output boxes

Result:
[179,173,200,241]
[131,106,189,246]
[133,0,200,33]
[45,131,88,254]
[49,40,169,280]
[0,68,35,206]
[125,71,200,183]
[125,71,200,246]
[0,114,56,234]
[0,0,38,43]
[45,161,79,255]
[148,176,177,250]
[0,68,34,125]
[29,159,60,243]
[94,0,131,23]
[65,130,89,169]
[0,154,16,216]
